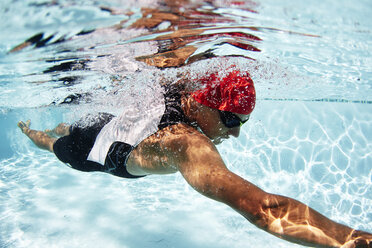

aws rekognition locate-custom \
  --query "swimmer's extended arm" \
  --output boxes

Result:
[177,133,372,248]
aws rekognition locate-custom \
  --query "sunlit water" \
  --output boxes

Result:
[0,0,371,247]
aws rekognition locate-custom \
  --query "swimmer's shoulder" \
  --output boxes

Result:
[128,123,212,174]
[136,123,211,154]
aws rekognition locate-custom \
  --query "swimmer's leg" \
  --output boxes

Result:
[18,120,57,152]
[45,123,70,137]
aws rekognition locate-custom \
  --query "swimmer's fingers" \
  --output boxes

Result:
[341,239,371,248]
[353,239,372,248]
[341,230,372,248]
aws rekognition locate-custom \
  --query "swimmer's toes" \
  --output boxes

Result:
[17,121,26,129]
[17,120,31,132]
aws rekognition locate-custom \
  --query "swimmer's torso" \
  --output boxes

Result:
[126,123,200,175]
[87,84,193,173]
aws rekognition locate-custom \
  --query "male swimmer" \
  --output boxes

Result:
[18,71,372,247]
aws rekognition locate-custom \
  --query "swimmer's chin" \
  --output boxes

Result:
[212,137,226,145]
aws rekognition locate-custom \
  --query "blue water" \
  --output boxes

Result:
[1,0,371,247]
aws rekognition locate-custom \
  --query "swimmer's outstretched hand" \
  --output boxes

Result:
[17,120,31,133]
[341,230,372,248]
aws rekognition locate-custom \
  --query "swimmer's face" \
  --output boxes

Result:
[196,105,250,144]
[212,112,250,144]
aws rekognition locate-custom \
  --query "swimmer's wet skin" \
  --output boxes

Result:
[18,71,372,248]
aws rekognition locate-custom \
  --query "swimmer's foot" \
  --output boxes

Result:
[45,123,70,137]
[17,120,31,133]
[17,120,56,152]
[44,128,57,137]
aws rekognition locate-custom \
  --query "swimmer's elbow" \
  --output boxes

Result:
[249,194,289,230]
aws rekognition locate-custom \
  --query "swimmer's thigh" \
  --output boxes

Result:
[53,112,114,172]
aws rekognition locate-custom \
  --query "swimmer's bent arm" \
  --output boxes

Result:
[177,134,371,248]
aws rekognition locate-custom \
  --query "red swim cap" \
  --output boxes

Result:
[191,70,256,115]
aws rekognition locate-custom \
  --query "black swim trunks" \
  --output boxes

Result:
[53,112,143,178]
[53,84,191,179]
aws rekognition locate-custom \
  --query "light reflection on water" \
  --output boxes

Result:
[0,0,371,247]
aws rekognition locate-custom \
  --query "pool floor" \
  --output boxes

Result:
[1,100,371,248]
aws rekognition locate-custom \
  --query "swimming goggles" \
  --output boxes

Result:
[218,110,249,128]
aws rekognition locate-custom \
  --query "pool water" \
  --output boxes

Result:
[0,0,371,247]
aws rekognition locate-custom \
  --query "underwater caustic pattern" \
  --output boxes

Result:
[0,100,371,248]
[223,100,371,232]
[0,0,372,247]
